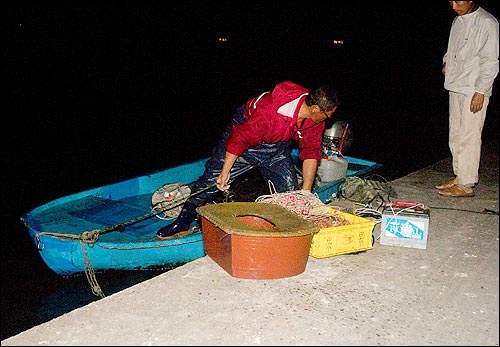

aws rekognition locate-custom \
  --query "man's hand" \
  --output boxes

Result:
[301,158,319,191]
[216,151,238,191]
[216,173,230,191]
[470,92,485,113]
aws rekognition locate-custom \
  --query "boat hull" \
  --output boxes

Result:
[21,150,380,276]
[21,157,209,276]
[26,226,205,276]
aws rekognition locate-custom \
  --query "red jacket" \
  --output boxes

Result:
[225,81,325,161]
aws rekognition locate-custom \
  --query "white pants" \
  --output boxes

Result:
[448,92,489,187]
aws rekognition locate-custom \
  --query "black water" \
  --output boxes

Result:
[3,3,499,340]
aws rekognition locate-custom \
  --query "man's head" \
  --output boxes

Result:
[305,85,341,122]
[449,1,476,16]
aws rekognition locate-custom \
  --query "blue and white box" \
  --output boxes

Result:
[380,208,429,249]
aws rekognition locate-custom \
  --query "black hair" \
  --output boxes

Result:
[305,85,342,111]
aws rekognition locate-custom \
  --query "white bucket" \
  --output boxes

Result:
[317,155,348,182]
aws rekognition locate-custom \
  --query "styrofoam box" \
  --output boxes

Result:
[380,208,429,249]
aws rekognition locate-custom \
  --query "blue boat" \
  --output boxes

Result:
[21,149,381,277]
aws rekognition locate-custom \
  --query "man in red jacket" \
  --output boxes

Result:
[157,81,341,239]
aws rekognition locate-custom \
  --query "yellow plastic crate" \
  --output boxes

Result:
[309,208,375,258]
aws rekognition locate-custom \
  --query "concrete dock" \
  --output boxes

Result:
[2,138,498,346]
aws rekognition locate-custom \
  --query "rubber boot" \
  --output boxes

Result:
[156,202,198,239]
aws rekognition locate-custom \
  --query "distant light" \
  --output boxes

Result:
[217,37,228,43]
[332,40,344,45]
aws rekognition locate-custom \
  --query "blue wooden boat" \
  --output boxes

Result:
[20,149,381,277]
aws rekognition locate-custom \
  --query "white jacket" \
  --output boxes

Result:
[443,7,499,97]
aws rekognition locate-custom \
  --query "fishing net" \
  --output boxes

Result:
[255,182,348,228]
[151,183,191,220]
[339,175,397,206]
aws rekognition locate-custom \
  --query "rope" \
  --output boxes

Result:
[80,241,106,298]
[34,183,217,245]
[33,182,216,298]
[255,181,349,228]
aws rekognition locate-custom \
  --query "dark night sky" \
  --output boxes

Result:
[4,1,500,209]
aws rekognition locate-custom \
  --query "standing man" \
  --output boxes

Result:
[437,1,499,197]
[157,81,341,239]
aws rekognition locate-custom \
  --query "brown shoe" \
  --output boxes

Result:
[435,177,457,190]
[438,184,475,197]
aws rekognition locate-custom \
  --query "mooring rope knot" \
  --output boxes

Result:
[81,230,100,243]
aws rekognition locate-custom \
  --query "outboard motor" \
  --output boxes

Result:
[317,120,352,183]
[322,120,353,156]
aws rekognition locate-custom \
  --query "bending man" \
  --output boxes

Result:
[157,80,341,239]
